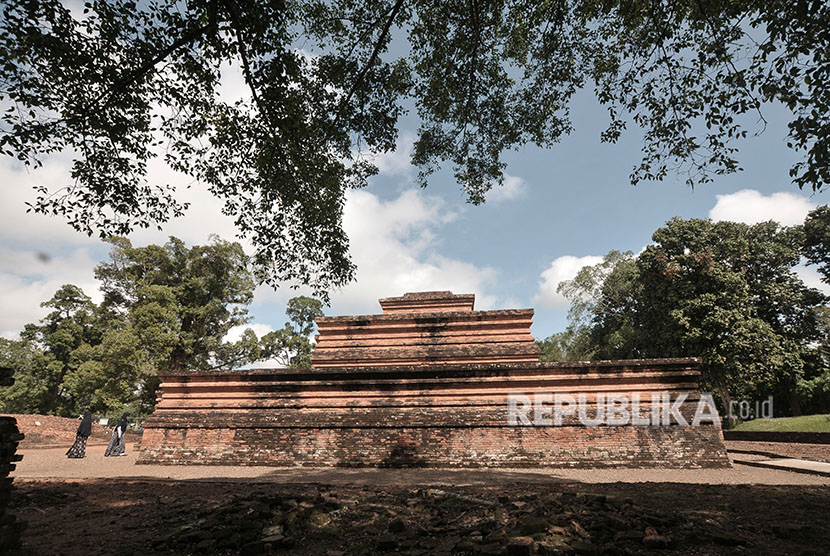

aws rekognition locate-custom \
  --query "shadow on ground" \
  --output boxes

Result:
[8,478,830,556]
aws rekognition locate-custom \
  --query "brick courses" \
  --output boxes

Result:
[137,292,730,468]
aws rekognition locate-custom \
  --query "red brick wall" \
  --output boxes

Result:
[137,358,730,468]
[137,424,728,468]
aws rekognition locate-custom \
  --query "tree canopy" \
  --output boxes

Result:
[260,295,324,368]
[1,1,828,297]
[556,215,829,418]
[95,235,256,372]
[0,235,324,418]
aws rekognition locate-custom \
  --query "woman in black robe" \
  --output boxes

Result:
[104,412,130,456]
[66,412,92,458]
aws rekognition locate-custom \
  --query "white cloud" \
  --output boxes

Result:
[327,189,498,313]
[0,246,101,338]
[532,255,604,309]
[224,323,275,343]
[486,174,526,203]
[126,157,240,247]
[710,189,815,226]
[216,61,250,106]
[249,187,500,314]
[795,266,830,296]
[2,160,502,333]
[359,131,416,178]
[0,157,98,248]
[0,149,241,337]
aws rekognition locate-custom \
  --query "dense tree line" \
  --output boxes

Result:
[0,236,323,419]
[539,206,830,419]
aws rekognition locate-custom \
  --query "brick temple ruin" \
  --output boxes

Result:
[137,291,729,467]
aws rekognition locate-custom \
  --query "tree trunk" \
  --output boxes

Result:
[782,377,803,416]
[715,378,734,429]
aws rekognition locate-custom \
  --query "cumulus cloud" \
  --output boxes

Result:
[224,323,275,343]
[326,189,498,313]
[709,189,816,226]
[0,158,97,248]
[0,141,245,338]
[0,245,101,338]
[238,186,501,317]
[532,255,604,309]
[126,158,240,247]
[358,131,416,179]
[486,174,526,203]
[0,149,242,338]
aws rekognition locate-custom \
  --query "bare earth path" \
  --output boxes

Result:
[8,444,830,555]
[12,443,830,485]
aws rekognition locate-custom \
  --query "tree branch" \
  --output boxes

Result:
[323,0,405,144]
[77,11,217,120]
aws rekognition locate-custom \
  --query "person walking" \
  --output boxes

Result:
[66,412,92,458]
[104,412,130,456]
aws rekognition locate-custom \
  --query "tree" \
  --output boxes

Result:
[804,205,830,284]
[95,235,257,372]
[18,285,102,414]
[558,251,636,331]
[0,337,52,414]
[558,219,827,418]
[537,326,595,362]
[797,306,830,415]
[285,296,325,337]
[260,296,324,368]
[0,235,267,417]
[2,1,828,297]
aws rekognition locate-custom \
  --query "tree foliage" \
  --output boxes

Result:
[260,295,324,368]
[803,205,830,284]
[536,325,595,363]
[0,236,309,418]
[1,1,828,297]
[95,235,256,372]
[557,218,828,416]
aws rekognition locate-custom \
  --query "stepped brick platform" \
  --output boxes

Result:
[137,358,728,467]
[138,291,729,468]
[311,291,540,368]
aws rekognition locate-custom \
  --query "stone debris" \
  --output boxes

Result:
[147,484,788,555]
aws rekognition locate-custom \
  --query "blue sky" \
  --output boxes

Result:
[1,66,828,348]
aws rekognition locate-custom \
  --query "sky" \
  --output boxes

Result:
[2,63,828,347]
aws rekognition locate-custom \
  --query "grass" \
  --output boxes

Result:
[733,413,830,432]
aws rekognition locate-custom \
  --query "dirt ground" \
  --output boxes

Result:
[5,415,830,556]
[9,477,830,556]
[724,439,830,462]
[6,441,830,556]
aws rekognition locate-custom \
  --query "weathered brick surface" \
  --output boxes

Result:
[137,292,730,468]
[379,291,476,313]
[138,423,728,468]
[137,359,729,468]
[312,292,540,367]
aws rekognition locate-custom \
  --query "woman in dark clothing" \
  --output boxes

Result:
[104,412,130,456]
[66,412,92,458]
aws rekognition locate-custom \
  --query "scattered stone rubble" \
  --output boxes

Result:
[151,485,815,555]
